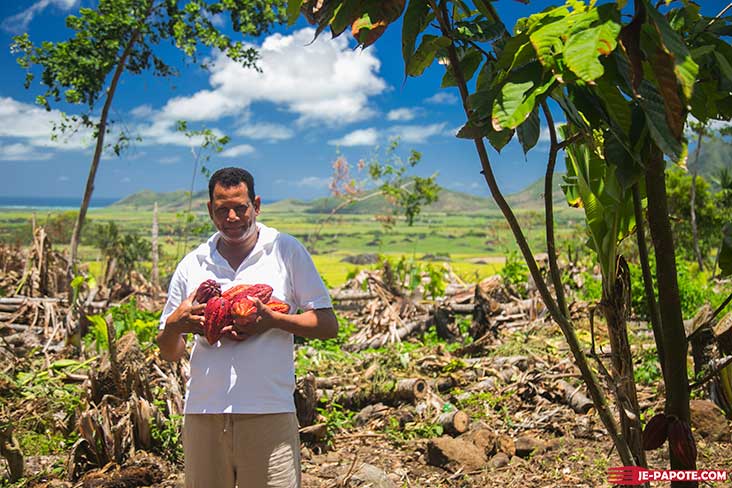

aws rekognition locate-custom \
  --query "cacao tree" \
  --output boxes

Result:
[288,0,732,481]
[11,0,285,279]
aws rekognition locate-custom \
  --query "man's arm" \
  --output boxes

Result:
[225,298,338,341]
[157,291,205,362]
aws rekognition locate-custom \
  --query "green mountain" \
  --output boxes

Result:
[111,175,569,214]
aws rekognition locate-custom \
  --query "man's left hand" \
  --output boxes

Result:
[223,296,283,341]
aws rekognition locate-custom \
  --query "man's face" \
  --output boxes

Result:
[207,182,261,246]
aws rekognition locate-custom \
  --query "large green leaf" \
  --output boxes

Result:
[492,62,554,130]
[563,8,621,82]
[595,78,631,133]
[516,108,540,155]
[720,223,732,278]
[644,0,698,100]
[401,0,431,74]
[406,34,450,77]
[529,13,569,70]
[714,51,732,84]
[453,19,507,43]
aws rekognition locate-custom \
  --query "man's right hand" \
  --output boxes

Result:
[164,290,206,336]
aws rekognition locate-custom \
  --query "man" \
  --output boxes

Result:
[157,167,338,488]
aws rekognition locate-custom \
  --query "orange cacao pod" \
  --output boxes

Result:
[642,413,668,451]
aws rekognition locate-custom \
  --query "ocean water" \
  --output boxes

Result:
[0,196,120,210]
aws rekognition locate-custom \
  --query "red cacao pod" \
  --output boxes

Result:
[667,417,697,469]
[195,279,221,304]
[203,296,231,345]
[222,283,252,300]
[231,283,273,304]
[642,413,669,450]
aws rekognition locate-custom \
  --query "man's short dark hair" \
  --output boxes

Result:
[208,167,256,202]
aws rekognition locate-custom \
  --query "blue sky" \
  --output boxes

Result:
[0,1,727,202]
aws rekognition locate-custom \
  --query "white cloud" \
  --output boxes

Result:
[0,142,52,161]
[388,123,448,144]
[236,123,294,141]
[0,97,92,151]
[387,108,417,121]
[221,144,255,158]
[159,28,386,125]
[425,92,458,105]
[58,175,69,181]
[2,0,78,33]
[329,128,379,147]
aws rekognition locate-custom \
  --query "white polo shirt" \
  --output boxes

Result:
[159,222,332,414]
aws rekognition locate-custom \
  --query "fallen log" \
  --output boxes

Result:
[437,410,469,436]
[332,378,427,411]
[555,379,593,414]
[299,423,328,443]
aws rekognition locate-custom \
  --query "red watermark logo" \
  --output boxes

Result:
[608,467,729,484]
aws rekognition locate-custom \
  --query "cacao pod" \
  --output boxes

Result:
[228,299,290,340]
[203,296,232,345]
[195,279,221,304]
[642,413,669,450]
[667,416,697,468]
[230,283,273,304]
[222,283,252,300]
[232,298,257,326]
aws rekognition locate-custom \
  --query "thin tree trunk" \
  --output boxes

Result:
[151,201,159,288]
[432,1,635,467]
[690,128,704,270]
[67,23,147,279]
[541,102,569,318]
[600,257,645,467]
[632,184,665,377]
[645,145,696,480]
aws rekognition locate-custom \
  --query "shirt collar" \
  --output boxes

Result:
[195,222,278,268]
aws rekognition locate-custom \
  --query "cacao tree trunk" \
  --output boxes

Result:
[600,257,645,467]
[432,2,635,466]
[645,144,696,484]
[632,185,665,377]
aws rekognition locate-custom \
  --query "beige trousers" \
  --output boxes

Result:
[183,413,301,488]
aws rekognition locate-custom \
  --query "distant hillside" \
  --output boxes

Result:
[111,175,569,214]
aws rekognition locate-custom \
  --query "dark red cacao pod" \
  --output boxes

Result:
[203,296,231,345]
[667,417,697,469]
[195,279,221,304]
[642,413,669,451]
[222,283,252,300]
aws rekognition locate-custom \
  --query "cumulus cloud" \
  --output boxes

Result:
[0,142,52,161]
[159,28,386,125]
[328,128,379,147]
[130,105,154,118]
[2,0,78,33]
[0,97,92,151]
[220,144,255,158]
[387,108,418,121]
[296,176,330,189]
[425,92,458,105]
[236,122,294,141]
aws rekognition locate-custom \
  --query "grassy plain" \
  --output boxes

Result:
[0,203,585,286]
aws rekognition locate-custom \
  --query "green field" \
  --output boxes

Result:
[0,203,585,286]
